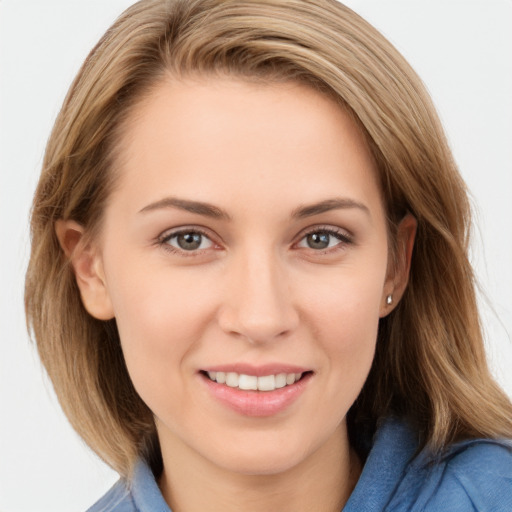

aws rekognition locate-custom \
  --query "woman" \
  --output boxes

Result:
[25,0,512,510]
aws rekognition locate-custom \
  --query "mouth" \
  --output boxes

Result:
[201,370,310,392]
[199,368,313,416]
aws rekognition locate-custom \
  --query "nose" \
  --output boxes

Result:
[217,247,299,344]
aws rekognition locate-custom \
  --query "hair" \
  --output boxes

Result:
[25,0,512,477]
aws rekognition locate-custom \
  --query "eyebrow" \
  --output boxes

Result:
[138,196,369,220]
[291,198,370,219]
[138,197,231,220]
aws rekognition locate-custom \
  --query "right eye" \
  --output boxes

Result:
[160,229,214,253]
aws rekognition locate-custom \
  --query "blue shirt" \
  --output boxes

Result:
[87,418,512,511]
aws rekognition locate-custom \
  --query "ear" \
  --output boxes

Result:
[55,219,115,320]
[380,213,417,317]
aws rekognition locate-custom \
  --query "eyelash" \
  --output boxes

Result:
[157,227,217,257]
[297,226,353,253]
[156,225,353,257]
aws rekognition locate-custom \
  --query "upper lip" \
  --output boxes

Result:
[201,363,311,377]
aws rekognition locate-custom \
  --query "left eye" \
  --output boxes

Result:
[164,231,214,251]
[297,230,347,250]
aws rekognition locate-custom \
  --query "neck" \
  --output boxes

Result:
[158,425,361,512]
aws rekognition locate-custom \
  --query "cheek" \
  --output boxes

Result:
[103,260,217,405]
[301,264,385,389]
[319,290,380,371]
[107,253,214,343]
[303,261,385,339]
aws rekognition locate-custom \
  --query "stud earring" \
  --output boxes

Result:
[386,294,393,305]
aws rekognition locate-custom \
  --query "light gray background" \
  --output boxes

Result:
[1,1,511,511]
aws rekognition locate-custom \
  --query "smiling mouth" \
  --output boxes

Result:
[200,369,313,416]
[202,371,310,392]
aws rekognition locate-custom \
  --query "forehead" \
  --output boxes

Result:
[109,76,383,218]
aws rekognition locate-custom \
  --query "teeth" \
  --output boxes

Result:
[238,374,258,390]
[275,373,287,388]
[206,371,303,391]
[257,375,275,391]
[226,372,238,387]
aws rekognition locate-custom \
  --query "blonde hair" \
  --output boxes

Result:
[25,0,512,477]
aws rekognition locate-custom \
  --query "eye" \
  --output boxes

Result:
[297,228,351,251]
[161,230,214,252]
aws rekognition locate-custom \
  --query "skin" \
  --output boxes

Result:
[57,77,415,512]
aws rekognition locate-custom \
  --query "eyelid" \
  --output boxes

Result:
[156,225,221,256]
[294,225,354,250]
[154,224,353,257]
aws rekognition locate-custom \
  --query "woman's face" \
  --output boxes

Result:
[77,78,403,475]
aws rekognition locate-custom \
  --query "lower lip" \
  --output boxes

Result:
[201,373,312,417]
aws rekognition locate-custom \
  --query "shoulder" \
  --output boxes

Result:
[346,417,512,512]
[390,438,512,512]
[85,460,172,512]
[85,478,136,512]
[420,440,512,511]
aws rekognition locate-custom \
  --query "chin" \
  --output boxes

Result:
[199,429,328,477]
[213,448,308,477]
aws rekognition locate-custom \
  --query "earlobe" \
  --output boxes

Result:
[55,220,115,320]
[380,213,417,317]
